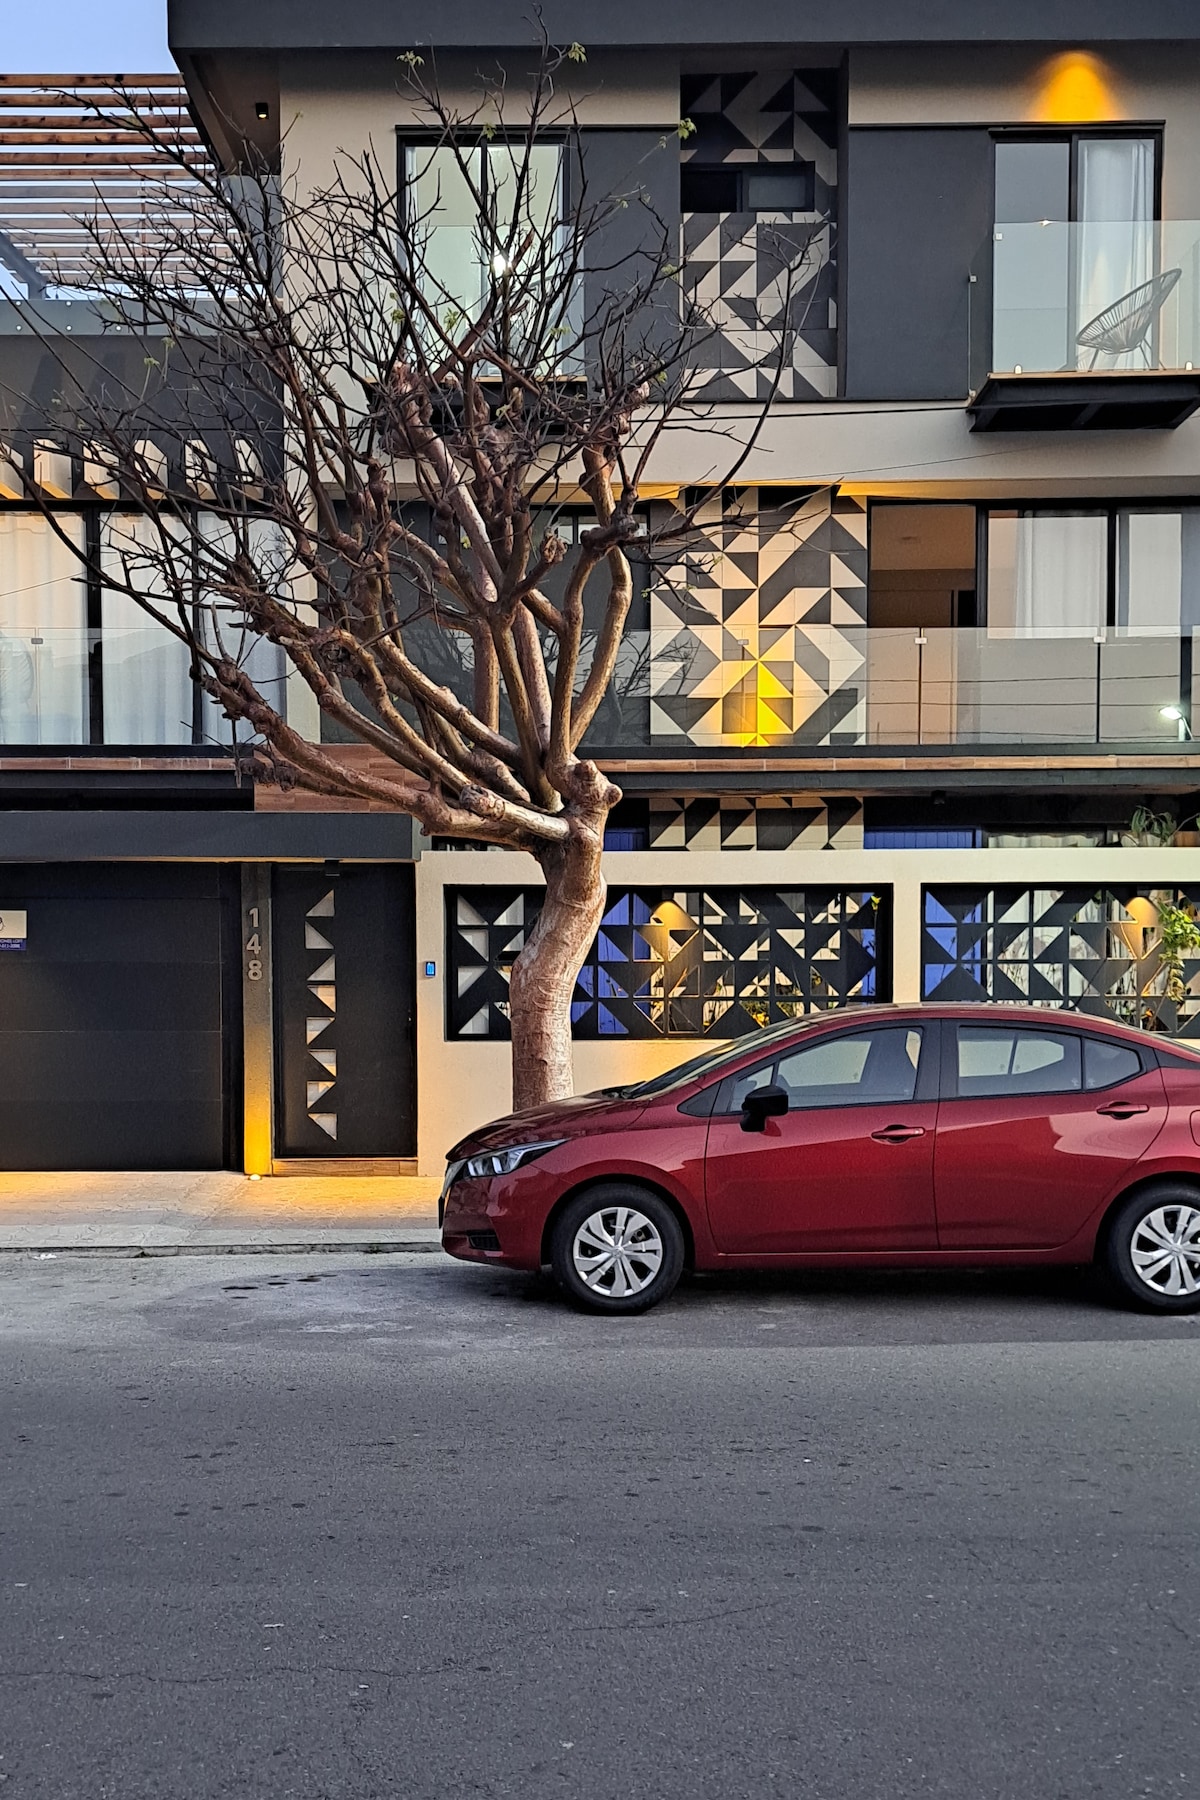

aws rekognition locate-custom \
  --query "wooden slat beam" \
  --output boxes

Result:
[0,74,185,88]
[0,160,204,173]
[0,133,201,150]
[0,116,199,133]
[0,94,190,109]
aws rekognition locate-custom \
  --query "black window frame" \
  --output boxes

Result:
[991,126,1164,232]
[868,497,1200,637]
[396,132,569,234]
[679,160,816,216]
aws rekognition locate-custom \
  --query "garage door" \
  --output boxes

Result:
[0,864,239,1170]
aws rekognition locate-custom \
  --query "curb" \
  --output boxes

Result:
[0,1239,446,1259]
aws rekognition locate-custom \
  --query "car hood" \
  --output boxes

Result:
[446,1089,646,1160]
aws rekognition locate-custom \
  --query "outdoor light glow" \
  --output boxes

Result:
[1030,51,1117,123]
[1161,706,1184,721]
[491,253,510,278]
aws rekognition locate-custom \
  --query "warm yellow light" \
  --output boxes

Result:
[1031,52,1117,124]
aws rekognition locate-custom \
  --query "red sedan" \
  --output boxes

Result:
[441,1004,1200,1315]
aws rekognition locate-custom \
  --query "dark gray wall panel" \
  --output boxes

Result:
[844,127,993,402]
[578,130,680,361]
[170,0,1200,48]
[0,863,238,1169]
[0,810,414,861]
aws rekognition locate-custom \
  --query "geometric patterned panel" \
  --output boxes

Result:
[682,210,836,403]
[303,887,339,1139]
[647,793,863,851]
[447,885,887,1040]
[651,491,867,745]
[681,69,838,402]
[923,887,1200,1038]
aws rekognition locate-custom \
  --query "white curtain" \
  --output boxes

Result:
[100,513,196,743]
[1117,510,1180,635]
[987,511,1107,637]
[0,514,87,743]
[197,513,289,747]
[1076,137,1155,368]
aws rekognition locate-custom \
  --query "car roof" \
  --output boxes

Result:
[822,1002,1156,1042]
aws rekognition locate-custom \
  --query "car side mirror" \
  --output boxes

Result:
[740,1084,789,1133]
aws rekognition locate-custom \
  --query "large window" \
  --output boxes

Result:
[0,510,292,746]
[993,132,1162,374]
[0,512,87,744]
[402,140,566,339]
[985,505,1200,637]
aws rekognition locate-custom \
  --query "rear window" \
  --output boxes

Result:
[1083,1038,1142,1091]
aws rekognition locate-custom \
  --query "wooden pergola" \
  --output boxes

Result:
[0,74,212,296]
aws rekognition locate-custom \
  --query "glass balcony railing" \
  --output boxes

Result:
[989,219,1200,375]
[2,622,1194,752]
[0,623,288,747]
[634,627,1200,750]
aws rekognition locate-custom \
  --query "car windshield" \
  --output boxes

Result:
[600,1014,835,1100]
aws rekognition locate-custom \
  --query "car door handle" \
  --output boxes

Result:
[1095,1102,1150,1118]
[871,1124,926,1142]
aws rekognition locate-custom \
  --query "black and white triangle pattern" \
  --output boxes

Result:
[681,69,838,402]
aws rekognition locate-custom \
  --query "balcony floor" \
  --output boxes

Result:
[968,370,1200,431]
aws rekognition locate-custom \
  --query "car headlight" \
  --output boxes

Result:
[461,1139,565,1181]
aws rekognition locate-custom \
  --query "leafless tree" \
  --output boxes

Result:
[4,37,830,1108]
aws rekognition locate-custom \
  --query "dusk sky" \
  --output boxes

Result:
[5,1,171,72]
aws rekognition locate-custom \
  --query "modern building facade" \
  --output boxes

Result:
[4,5,1200,1174]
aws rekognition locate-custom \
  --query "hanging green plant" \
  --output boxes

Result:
[1156,901,1200,1004]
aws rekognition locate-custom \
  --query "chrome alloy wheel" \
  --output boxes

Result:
[1130,1204,1200,1297]
[571,1205,664,1299]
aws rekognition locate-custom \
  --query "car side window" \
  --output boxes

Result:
[714,1027,924,1114]
[956,1026,1082,1098]
[1083,1038,1143,1090]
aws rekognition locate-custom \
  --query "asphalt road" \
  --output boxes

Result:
[0,1251,1198,1800]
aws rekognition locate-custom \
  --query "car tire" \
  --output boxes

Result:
[1101,1182,1200,1314]
[550,1185,685,1315]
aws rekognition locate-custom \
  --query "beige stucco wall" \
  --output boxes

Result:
[638,401,1200,499]
[848,43,1200,221]
[411,843,1200,1174]
[279,48,680,194]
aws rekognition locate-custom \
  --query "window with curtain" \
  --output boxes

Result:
[0,513,87,744]
[985,505,1200,638]
[992,133,1159,374]
[986,511,1107,637]
[1076,137,1155,369]
[1116,507,1200,635]
[196,513,289,748]
[100,513,195,744]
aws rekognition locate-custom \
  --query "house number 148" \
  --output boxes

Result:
[246,906,264,982]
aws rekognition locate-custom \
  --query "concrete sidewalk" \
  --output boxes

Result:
[0,1169,443,1255]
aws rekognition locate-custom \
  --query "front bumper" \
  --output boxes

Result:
[439,1169,548,1268]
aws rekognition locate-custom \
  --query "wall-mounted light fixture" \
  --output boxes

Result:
[255,101,270,120]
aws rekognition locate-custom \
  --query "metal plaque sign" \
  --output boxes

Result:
[0,910,28,951]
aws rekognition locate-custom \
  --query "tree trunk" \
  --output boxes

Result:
[508,816,608,1112]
